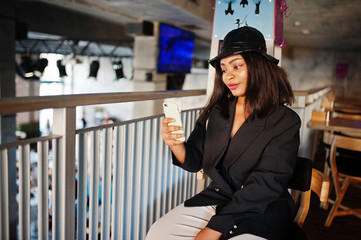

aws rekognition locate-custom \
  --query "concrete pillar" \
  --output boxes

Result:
[132,24,167,118]
[0,0,18,238]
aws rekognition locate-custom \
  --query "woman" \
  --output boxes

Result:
[146,26,301,240]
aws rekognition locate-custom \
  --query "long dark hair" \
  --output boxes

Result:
[198,52,294,121]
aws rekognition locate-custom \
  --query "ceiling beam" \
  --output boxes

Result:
[15,1,133,41]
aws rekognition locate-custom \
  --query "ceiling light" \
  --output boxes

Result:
[301,29,311,35]
[57,59,67,77]
[16,56,47,80]
[19,56,33,76]
[294,21,301,26]
[112,60,125,80]
[33,58,48,78]
[89,60,100,79]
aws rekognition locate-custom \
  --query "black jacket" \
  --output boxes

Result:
[173,98,301,239]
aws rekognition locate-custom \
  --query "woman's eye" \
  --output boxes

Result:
[234,65,243,69]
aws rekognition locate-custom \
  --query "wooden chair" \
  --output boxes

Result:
[288,157,330,227]
[322,131,334,179]
[321,131,335,209]
[198,156,330,238]
[311,110,328,122]
[322,100,334,110]
[325,133,361,227]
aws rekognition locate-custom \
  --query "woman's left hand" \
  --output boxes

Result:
[194,227,222,240]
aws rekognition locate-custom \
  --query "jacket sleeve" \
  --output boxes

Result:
[206,115,301,235]
[172,118,207,172]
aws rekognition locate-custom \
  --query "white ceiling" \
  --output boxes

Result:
[15,0,361,51]
[283,0,361,50]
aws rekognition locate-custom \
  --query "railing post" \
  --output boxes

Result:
[52,107,76,240]
[0,149,9,240]
[18,144,30,240]
[37,141,49,240]
[100,128,113,240]
[77,133,88,240]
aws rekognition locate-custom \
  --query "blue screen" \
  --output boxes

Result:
[157,24,195,73]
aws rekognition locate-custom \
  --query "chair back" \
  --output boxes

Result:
[332,134,361,152]
[325,133,361,226]
[330,134,361,178]
[289,157,330,227]
[310,169,330,204]
[288,157,312,191]
[311,111,327,122]
[323,131,334,146]
[322,100,334,110]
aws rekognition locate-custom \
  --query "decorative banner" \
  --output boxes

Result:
[274,0,283,46]
[335,63,348,78]
[212,0,282,41]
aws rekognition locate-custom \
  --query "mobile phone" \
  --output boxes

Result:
[163,102,185,142]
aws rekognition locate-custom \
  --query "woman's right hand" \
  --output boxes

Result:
[161,118,186,163]
[161,118,185,146]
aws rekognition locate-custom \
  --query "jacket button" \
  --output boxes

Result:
[215,188,219,192]
[233,225,237,229]
[229,230,233,234]
[240,185,244,189]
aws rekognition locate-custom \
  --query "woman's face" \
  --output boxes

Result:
[220,54,248,97]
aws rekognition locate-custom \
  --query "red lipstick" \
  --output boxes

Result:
[228,84,239,90]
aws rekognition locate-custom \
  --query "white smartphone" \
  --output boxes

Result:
[163,101,185,142]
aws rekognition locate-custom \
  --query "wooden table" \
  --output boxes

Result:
[334,97,361,114]
[335,96,361,106]
[308,117,361,138]
[332,106,361,115]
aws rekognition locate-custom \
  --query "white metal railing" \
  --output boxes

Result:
[0,135,62,240]
[0,87,331,239]
[75,110,200,240]
[0,90,206,240]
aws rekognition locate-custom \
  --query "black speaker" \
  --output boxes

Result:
[166,74,185,90]
[15,21,28,40]
[125,21,153,36]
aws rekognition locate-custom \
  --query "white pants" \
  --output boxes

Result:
[145,203,266,240]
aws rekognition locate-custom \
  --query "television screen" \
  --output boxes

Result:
[157,23,195,73]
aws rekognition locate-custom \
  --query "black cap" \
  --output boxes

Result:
[209,26,279,67]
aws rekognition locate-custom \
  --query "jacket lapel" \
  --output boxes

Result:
[204,98,235,167]
[222,115,266,167]
[202,98,267,195]
[202,99,236,194]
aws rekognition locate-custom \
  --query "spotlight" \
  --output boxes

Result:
[89,60,100,79]
[112,60,125,80]
[16,56,44,80]
[57,59,67,77]
[18,56,34,78]
[33,58,48,78]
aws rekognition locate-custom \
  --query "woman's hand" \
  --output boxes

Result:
[161,118,186,163]
[195,227,222,240]
[161,118,185,146]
